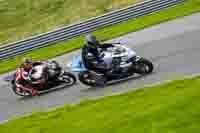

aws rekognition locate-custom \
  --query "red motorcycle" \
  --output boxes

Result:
[11,61,76,96]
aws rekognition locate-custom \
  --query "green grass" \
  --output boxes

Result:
[0,0,200,74]
[1,75,200,132]
[0,0,141,45]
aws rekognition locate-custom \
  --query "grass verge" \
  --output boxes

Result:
[0,0,200,74]
[0,0,141,44]
[1,75,200,132]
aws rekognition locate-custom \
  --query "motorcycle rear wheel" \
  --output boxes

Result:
[61,72,77,85]
[78,71,106,87]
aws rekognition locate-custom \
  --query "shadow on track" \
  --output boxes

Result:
[17,82,79,101]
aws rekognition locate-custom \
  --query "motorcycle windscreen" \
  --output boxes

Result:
[67,55,87,72]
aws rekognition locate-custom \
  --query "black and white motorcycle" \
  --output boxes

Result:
[68,43,153,86]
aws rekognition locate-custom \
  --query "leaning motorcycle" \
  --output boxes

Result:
[67,43,153,86]
[11,61,76,96]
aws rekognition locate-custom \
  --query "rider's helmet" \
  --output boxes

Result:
[22,58,33,70]
[85,34,99,49]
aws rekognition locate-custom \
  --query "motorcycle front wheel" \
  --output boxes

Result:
[134,57,154,74]
[12,83,31,96]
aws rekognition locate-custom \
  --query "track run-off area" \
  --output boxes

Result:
[0,13,200,122]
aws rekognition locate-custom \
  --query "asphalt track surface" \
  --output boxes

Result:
[0,13,200,122]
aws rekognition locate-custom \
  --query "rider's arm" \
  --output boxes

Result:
[82,46,102,63]
[21,70,31,82]
[21,69,43,85]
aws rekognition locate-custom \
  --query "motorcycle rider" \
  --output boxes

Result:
[15,58,45,96]
[82,34,115,73]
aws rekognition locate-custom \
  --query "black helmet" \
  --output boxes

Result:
[23,58,33,64]
[85,34,99,49]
